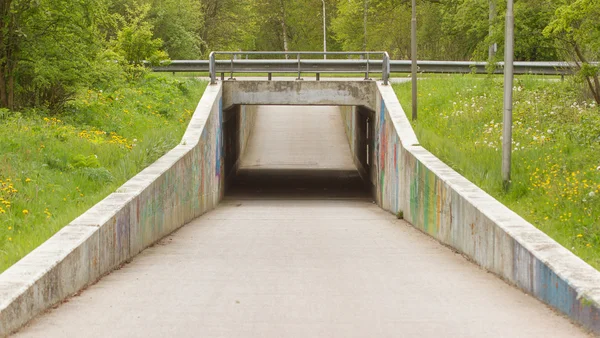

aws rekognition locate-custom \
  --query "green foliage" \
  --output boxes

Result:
[113,4,169,66]
[0,0,112,111]
[71,155,101,169]
[394,75,600,268]
[544,0,600,103]
[200,0,258,56]
[0,74,207,272]
[332,0,411,58]
[147,0,204,59]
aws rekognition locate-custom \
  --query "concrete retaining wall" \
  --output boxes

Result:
[240,105,257,156]
[0,83,246,336]
[342,82,600,333]
[340,105,373,192]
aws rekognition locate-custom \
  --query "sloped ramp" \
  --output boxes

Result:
[14,106,586,337]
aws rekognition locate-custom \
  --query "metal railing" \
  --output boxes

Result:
[206,51,391,85]
[153,54,586,80]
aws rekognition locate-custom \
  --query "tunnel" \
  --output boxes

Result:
[221,104,376,200]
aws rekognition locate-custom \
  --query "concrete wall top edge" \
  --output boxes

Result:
[0,225,97,308]
[182,83,221,141]
[67,84,223,230]
[376,83,419,147]
[376,82,600,313]
[410,125,600,302]
[0,82,223,336]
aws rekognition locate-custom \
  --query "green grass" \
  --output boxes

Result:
[394,74,600,269]
[0,74,207,272]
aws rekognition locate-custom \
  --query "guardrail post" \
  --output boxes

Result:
[365,53,370,80]
[297,53,302,80]
[209,52,216,84]
[229,54,235,80]
[316,73,320,81]
[382,52,390,85]
[268,73,272,81]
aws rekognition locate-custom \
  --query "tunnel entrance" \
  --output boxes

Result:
[224,105,374,199]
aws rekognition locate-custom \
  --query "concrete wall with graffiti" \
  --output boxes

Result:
[342,83,600,333]
[0,83,245,336]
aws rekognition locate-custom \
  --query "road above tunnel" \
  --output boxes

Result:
[14,106,588,337]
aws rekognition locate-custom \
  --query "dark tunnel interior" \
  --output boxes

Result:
[222,105,375,200]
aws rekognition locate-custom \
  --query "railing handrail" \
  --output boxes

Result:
[208,51,391,85]
[210,51,388,56]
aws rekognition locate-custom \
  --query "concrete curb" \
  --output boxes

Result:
[0,83,226,337]
[371,82,600,333]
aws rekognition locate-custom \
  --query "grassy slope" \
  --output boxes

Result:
[394,75,600,269]
[0,74,207,272]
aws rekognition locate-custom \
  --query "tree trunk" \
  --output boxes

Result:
[0,68,7,109]
[7,62,14,109]
[279,0,288,57]
[322,0,326,59]
[573,43,600,104]
[0,0,11,109]
[488,0,496,61]
[363,0,368,51]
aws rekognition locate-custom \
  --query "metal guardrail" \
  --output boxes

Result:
[153,54,585,80]
[206,51,391,85]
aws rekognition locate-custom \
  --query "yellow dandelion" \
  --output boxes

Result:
[8,237,12,241]
[586,243,592,248]
[8,226,11,230]
[22,209,28,215]
[25,178,31,183]
[577,234,583,238]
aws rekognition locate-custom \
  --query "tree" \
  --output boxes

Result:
[147,0,204,59]
[333,0,411,58]
[199,0,257,56]
[113,4,167,65]
[0,0,36,109]
[0,0,111,110]
[544,0,600,104]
